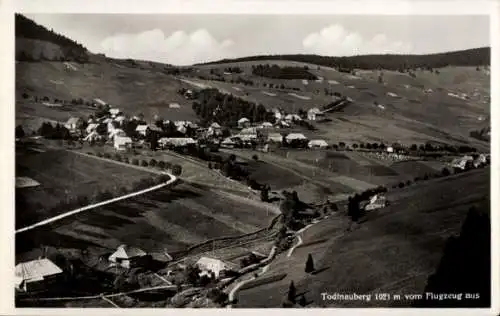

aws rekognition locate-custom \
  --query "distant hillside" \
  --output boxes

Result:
[199,47,490,71]
[15,14,89,62]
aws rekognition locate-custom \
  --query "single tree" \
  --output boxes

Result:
[287,281,296,303]
[305,254,315,273]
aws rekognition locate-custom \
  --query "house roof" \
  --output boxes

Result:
[159,137,196,146]
[308,139,328,147]
[114,136,132,145]
[136,125,149,131]
[66,117,81,125]
[109,244,147,261]
[109,108,121,115]
[15,258,63,282]
[196,257,231,271]
[238,117,250,123]
[210,123,221,129]
[308,108,321,114]
[261,122,273,127]
[267,133,283,141]
[240,127,257,135]
[286,133,307,140]
[86,123,99,133]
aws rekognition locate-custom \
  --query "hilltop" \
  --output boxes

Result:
[198,47,490,70]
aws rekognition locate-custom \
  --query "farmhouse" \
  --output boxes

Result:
[238,117,251,128]
[169,103,181,109]
[451,156,474,170]
[284,114,302,123]
[136,124,162,136]
[84,130,101,143]
[15,258,63,292]
[109,244,148,269]
[109,128,126,140]
[285,133,307,142]
[86,123,99,134]
[196,257,233,278]
[267,133,283,143]
[207,122,222,137]
[64,117,83,132]
[307,108,323,121]
[364,195,388,211]
[308,139,328,149]
[114,136,132,151]
[221,137,237,148]
[259,122,273,129]
[240,127,258,135]
[109,108,121,117]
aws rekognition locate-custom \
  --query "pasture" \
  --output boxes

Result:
[15,146,155,228]
[15,181,277,263]
[235,168,490,307]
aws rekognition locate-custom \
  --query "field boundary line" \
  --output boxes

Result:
[101,296,120,308]
[15,174,177,234]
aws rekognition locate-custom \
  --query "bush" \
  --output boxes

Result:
[141,160,149,167]
[149,159,157,167]
[252,154,259,161]
[132,158,139,165]
[165,162,173,170]
[441,167,451,177]
[398,182,405,188]
[87,152,93,156]
[103,153,111,159]
[208,162,213,169]
[406,180,412,186]
[158,161,166,169]
[172,164,182,176]
[114,153,122,161]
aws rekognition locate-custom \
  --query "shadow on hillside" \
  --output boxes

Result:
[411,206,490,308]
[16,229,105,255]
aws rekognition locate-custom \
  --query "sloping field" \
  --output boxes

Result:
[16,61,198,127]
[197,62,489,150]
[16,181,276,263]
[234,168,489,307]
[15,147,156,228]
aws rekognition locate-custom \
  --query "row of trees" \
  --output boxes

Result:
[251,64,318,80]
[38,122,72,139]
[89,151,183,176]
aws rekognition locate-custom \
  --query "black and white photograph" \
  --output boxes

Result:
[2,0,498,313]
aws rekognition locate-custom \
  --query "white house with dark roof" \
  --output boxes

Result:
[196,257,235,278]
[15,258,63,292]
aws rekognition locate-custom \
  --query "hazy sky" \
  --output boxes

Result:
[25,14,490,65]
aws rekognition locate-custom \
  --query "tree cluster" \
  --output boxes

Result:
[251,64,318,80]
[16,14,89,62]
[192,88,273,127]
[38,122,71,139]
